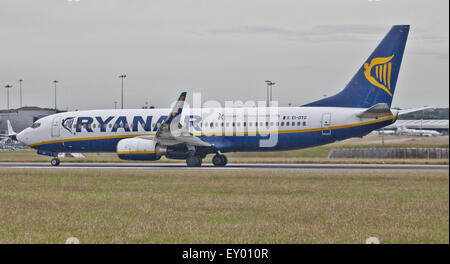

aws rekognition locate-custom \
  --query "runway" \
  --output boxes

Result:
[0,162,448,171]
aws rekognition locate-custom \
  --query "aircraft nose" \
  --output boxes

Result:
[16,129,30,145]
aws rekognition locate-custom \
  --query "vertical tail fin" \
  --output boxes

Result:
[304,25,410,108]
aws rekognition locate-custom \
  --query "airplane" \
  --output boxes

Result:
[397,126,442,137]
[374,129,396,136]
[8,25,413,167]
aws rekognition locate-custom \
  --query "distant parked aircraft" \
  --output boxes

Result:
[375,130,397,136]
[397,126,442,137]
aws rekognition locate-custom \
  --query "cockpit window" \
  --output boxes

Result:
[31,122,41,129]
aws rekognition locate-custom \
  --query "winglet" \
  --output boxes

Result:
[166,92,187,123]
[7,120,16,136]
[6,120,17,141]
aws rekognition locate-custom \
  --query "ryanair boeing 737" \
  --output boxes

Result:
[9,25,416,167]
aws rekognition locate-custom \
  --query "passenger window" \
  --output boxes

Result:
[297,122,301,126]
[237,122,240,127]
[281,122,284,126]
[31,123,41,128]
[303,122,306,126]
[286,122,290,126]
[210,122,213,128]
[265,122,269,127]
[243,122,247,127]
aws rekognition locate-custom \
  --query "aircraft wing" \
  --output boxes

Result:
[357,103,393,118]
[152,92,211,147]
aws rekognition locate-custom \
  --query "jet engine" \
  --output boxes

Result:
[117,138,161,161]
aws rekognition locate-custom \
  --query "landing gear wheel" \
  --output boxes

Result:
[186,155,202,167]
[51,158,60,167]
[212,154,228,167]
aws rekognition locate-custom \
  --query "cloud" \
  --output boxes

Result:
[208,24,387,42]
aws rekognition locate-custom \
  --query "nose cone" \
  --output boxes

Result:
[16,129,30,146]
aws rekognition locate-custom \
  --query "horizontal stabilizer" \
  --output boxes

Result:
[394,106,435,116]
[357,103,393,118]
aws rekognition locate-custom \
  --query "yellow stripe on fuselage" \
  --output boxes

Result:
[29,115,395,147]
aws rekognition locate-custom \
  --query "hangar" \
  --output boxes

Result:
[0,107,57,134]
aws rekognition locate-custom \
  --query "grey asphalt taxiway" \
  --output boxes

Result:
[0,162,448,171]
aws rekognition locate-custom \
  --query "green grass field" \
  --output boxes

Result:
[0,169,448,243]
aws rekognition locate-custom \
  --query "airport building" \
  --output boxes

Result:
[0,107,57,134]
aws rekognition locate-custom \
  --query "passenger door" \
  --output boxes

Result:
[51,117,61,137]
[321,113,331,135]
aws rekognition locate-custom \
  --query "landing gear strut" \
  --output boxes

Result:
[212,154,228,167]
[186,154,202,167]
[51,158,60,166]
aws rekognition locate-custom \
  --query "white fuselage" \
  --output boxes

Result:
[16,106,395,154]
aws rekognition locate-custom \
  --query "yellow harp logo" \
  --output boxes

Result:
[363,55,394,96]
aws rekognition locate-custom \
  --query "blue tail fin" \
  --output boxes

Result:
[304,25,409,108]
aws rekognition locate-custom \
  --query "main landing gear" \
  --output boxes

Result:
[212,154,228,167]
[50,158,60,166]
[186,154,228,167]
[186,154,202,167]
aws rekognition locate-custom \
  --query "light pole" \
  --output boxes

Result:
[19,79,23,108]
[265,80,271,107]
[269,81,275,106]
[4,85,12,109]
[119,74,127,109]
[265,80,275,107]
[53,80,59,111]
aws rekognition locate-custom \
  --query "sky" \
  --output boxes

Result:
[0,0,448,110]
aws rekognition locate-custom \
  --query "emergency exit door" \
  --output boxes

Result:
[51,117,61,137]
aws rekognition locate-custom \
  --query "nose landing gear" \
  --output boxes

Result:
[212,154,228,167]
[51,158,60,166]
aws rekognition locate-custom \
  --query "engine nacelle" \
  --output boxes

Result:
[117,138,160,161]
